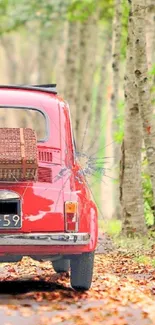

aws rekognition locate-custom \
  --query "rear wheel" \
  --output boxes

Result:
[70,251,95,291]
[52,259,70,273]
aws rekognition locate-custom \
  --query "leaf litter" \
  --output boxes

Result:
[0,247,154,325]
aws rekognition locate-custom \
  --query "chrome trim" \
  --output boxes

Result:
[0,232,90,246]
[0,190,20,200]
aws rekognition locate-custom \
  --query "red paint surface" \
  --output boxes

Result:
[0,87,98,255]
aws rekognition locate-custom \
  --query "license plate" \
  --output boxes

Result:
[0,214,22,229]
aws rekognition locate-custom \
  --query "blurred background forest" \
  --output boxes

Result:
[0,0,155,236]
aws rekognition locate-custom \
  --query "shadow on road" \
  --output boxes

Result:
[0,280,71,295]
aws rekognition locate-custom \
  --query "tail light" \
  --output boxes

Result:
[65,201,78,232]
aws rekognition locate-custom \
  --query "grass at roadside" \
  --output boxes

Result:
[98,218,155,263]
[134,255,155,267]
[98,219,122,236]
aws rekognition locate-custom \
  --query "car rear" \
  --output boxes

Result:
[0,85,98,290]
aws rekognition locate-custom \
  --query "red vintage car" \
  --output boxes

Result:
[0,84,98,291]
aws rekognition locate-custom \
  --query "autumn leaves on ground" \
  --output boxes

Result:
[0,235,154,325]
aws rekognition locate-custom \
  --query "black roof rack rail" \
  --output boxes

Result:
[0,84,57,94]
[32,84,56,88]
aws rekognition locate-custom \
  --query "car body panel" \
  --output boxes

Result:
[0,86,98,256]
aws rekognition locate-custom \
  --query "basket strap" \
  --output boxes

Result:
[20,128,26,178]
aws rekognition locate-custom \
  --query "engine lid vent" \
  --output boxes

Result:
[38,149,53,163]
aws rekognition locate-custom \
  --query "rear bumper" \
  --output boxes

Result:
[0,232,90,246]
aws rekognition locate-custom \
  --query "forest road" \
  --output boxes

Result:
[0,236,154,325]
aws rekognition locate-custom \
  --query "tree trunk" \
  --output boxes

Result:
[111,0,122,163]
[91,26,112,154]
[37,32,50,84]
[146,0,155,69]
[17,28,38,84]
[120,5,146,235]
[76,14,98,153]
[64,21,80,135]
[101,67,115,220]
[110,0,122,218]
[0,35,19,127]
[132,0,155,207]
[55,21,68,96]
[0,35,18,84]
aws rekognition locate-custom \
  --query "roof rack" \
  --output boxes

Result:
[0,84,57,94]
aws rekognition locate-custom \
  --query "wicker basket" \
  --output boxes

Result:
[0,128,38,181]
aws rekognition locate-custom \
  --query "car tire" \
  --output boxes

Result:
[70,251,95,291]
[52,259,70,273]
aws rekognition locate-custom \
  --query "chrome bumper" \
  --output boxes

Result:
[0,233,90,246]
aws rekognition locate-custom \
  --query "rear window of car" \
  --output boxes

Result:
[0,107,47,142]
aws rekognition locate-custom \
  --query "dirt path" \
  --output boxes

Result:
[0,244,154,325]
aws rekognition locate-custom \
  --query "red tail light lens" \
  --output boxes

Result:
[65,202,78,232]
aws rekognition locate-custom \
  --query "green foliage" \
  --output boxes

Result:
[0,0,69,34]
[149,64,155,76]
[135,255,150,265]
[67,0,114,22]
[142,164,154,226]
[98,219,122,236]
[67,0,96,21]
[121,0,129,59]
[116,236,155,255]
[149,64,155,105]
[114,100,124,144]
[135,255,155,267]
[0,0,114,34]
[152,259,155,267]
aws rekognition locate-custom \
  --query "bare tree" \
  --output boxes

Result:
[133,0,155,207]
[64,21,80,134]
[0,35,18,83]
[76,14,98,153]
[110,0,122,218]
[111,0,122,158]
[55,22,68,96]
[120,3,146,235]
[146,0,155,69]
[92,25,112,153]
